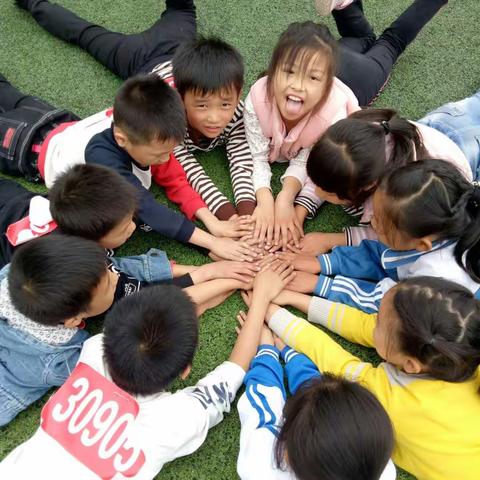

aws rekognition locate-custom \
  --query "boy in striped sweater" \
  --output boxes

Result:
[17,1,256,221]
[156,38,257,220]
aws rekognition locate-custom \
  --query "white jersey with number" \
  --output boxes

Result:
[0,334,245,479]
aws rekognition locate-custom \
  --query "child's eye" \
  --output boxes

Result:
[196,104,207,109]
[311,76,320,81]
[222,103,232,108]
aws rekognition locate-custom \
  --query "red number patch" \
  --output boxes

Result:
[41,362,145,479]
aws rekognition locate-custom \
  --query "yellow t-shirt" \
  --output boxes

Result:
[268,298,480,480]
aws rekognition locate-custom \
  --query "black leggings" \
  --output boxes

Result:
[23,0,445,105]
[23,0,197,79]
[334,0,448,106]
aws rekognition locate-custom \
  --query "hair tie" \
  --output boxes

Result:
[381,120,391,135]
[427,337,437,346]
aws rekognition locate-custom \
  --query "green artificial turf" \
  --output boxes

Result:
[1,1,480,478]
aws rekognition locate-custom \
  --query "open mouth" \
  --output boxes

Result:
[285,95,304,116]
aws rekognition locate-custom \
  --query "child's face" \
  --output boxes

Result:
[85,268,119,318]
[183,88,241,139]
[124,137,178,167]
[273,51,328,126]
[374,287,424,374]
[65,268,119,328]
[371,190,420,250]
[314,185,350,206]
[98,213,136,250]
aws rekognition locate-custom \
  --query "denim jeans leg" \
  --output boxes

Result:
[418,91,480,180]
[111,249,173,283]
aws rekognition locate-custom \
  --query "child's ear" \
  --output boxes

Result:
[113,125,128,148]
[180,365,192,380]
[64,314,84,329]
[415,236,434,252]
[403,357,423,374]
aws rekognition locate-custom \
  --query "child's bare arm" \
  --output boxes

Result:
[230,261,295,371]
[184,278,247,307]
[172,264,198,277]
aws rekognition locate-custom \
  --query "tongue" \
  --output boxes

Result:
[285,98,303,116]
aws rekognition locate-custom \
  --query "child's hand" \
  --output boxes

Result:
[252,202,275,248]
[240,289,253,308]
[210,215,255,239]
[193,260,259,283]
[210,237,261,262]
[297,232,346,256]
[274,195,304,250]
[235,310,248,335]
[273,334,286,351]
[277,251,321,274]
[253,259,296,300]
[286,271,318,293]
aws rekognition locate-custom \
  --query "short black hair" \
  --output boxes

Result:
[103,285,198,395]
[8,235,107,326]
[275,374,394,480]
[113,74,186,144]
[49,164,138,241]
[173,37,244,97]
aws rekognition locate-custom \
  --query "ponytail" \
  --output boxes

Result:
[393,277,480,383]
[379,159,480,281]
[306,108,427,206]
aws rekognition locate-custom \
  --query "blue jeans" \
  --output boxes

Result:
[418,90,480,181]
[110,248,173,283]
[0,263,9,282]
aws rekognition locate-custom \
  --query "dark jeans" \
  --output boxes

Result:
[24,0,197,79]
[0,75,78,179]
[334,0,448,106]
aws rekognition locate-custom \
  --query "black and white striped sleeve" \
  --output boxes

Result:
[224,101,257,216]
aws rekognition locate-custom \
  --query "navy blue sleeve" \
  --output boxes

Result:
[281,347,321,395]
[85,130,195,243]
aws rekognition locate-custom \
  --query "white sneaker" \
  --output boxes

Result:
[315,0,355,16]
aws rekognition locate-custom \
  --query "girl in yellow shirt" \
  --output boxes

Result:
[246,276,480,480]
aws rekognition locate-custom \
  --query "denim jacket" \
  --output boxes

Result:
[0,319,88,426]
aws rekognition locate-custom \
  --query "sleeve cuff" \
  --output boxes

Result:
[318,253,335,275]
[280,346,298,363]
[236,200,256,216]
[185,198,208,220]
[256,345,280,359]
[177,218,197,243]
[268,308,298,336]
[313,274,333,298]
[215,202,238,220]
[307,296,332,327]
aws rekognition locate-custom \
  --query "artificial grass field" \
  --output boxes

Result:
[1,0,480,478]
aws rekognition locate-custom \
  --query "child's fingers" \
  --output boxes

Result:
[288,224,302,248]
[273,222,281,247]
[277,262,294,278]
[240,290,252,305]
[282,270,297,285]
[286,243,302,254]
[237,310,247,323]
